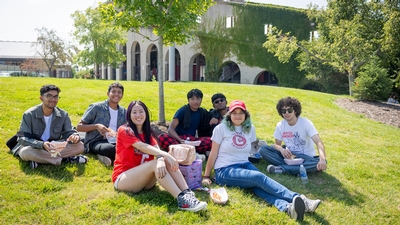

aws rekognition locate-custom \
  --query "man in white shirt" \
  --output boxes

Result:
[12,84,86,169]
[77,82,126,166]
[260,97,327,175]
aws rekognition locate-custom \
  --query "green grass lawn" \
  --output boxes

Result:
[1,77,399,224]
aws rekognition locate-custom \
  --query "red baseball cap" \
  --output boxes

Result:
[229,100,247,112]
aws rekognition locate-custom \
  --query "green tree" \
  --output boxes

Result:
[33,27,75,77]
[353,57,392,101]
[71,7,127,77]
[263,0,400,96]
[100,0,214,125]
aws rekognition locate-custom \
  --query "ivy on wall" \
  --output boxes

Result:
[231,3,313,87]
[194,16,233,81]
[195,3,314,87]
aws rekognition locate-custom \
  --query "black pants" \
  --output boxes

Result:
[89,139,116,161]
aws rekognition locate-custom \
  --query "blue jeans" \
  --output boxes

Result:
[214,162,299,212]
[260,145,321,175]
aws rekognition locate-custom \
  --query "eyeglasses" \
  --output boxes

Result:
[44,94,60,100]
[213,98,225,104]
[281,107,294,114]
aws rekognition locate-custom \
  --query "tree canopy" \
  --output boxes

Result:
[263,0,400,96]
[33,27,75,77]
[71,7,127,76]
[100,0,214,124]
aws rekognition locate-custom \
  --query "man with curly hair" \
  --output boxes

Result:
[260,97,327,175]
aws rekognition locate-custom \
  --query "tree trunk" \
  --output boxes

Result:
[158,36,166,125]
[348,71,354,96]
[95,63,100,79]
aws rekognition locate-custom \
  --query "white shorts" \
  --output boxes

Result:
[113,173,124,190]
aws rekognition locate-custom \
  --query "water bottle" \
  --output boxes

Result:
[299,164,308,184]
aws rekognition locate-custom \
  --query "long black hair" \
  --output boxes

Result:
[125,100,154,144]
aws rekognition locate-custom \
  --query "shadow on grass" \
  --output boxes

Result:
[19,158,87,182]
[252,160,364,207]
[118,186,210,217]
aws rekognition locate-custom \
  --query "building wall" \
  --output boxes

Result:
[124,2,264,85]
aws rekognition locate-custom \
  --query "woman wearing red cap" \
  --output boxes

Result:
[202,100,320,221]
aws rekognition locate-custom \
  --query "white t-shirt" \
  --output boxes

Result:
[109,107,118,132]
[274,117,318,156]
[212,123,257,170]
[41,115,52,141]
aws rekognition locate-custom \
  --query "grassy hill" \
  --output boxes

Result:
[0,77,399,224]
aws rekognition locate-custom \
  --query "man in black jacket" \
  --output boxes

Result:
[209,93,229,135]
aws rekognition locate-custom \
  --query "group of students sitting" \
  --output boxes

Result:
[10,83,327,221]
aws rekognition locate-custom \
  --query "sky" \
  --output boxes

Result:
[0,0,326,43]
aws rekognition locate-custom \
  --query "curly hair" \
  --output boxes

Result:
[125,100,155,144]
[223,109,252,133]
[276,97,302,118]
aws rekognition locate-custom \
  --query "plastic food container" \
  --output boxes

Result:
[106,132,116,144]
[284,158,304,165]
[184,140,201,146]
[210,187,228,205]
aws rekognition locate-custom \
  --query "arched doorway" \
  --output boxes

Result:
[165,48,181,81]
[190,54,205,81]
[147,44,158,81]
[131,42,141,81]
[255,71,278,85]
[219,61,240,83]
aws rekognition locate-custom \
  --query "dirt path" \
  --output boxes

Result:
[335,98,400,128]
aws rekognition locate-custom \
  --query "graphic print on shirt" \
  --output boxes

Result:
[282,131,306,154]
[134,147,150,164]
[231,133,247,149]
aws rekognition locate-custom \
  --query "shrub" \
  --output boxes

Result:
[353,58,393,101]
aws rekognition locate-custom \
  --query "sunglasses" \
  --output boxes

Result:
[281,107,294,114]
[213,98,225,104]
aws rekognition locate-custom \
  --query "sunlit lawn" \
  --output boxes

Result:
[0,77,399,224]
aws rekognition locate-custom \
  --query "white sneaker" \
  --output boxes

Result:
[97,154,112,166]
[266,165,283,174]
[286,196,305,221]
[300,194,321,213]
[177,191,207,212]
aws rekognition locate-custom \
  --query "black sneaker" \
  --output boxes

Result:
[68,155,88,164]
[286,196,305,221]
[30,161,38,169]
[177,191,207,212]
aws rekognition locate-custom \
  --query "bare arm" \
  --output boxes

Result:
[202,141,220,186]
[273,138,293,159]
[133,141,179,172]
[167,118,184,143]
[311,134,327,171]
[76,120,110,135]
